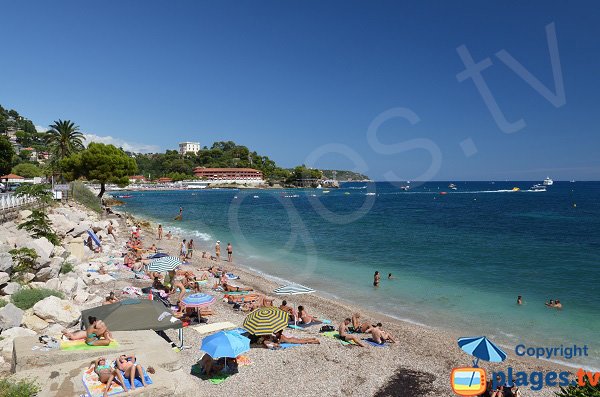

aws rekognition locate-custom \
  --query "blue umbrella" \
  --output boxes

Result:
[458,336,507,386]
[182,293,216,308]
[201,331,250,361]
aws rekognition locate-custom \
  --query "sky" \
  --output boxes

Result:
[1,0,599,180]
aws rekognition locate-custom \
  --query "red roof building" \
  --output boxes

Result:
[193,167,263,181]
[156,177,173,183]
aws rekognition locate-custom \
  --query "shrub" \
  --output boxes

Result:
[0,300,7,309]
[60,261,74,274]
[71,181,101,213]
[9,248,38,277]
[17,209,60,245]
[10,288,64,310]
[0,378,40,397]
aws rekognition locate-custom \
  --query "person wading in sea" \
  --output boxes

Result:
[373,271,380,287]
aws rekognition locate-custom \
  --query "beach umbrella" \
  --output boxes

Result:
[242,307,289,336]
[273,284,315,326]
[86,230,102,247]
[149,252,169,259]
[458,336,507,387]
[200,331,250,359]
[182,293,216,308]
[147,256,181,272]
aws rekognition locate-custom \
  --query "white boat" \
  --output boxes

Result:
[530,184,547,192]
[448,183,457,190]
[316,184,322,189]
[185,181,209,189]
[400,186,410,191]
[543,177,553,186]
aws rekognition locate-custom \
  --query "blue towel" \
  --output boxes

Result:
[121,367,153,388]
[278,343,301,349]
[363,338,388,348]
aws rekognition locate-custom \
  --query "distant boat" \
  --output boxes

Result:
[118,195,133,198]
[512,187,520,192]
[365,192,376,196]
[439,191,448,195]
[316,184,322,189]
[448,183,457,190]
[543,177,554,186]
[253,195,259,198]
[570,179,576,183]
[530,184,547,192]
[344,192,350,195]
[400,186,410,191]
[322,190,330,193]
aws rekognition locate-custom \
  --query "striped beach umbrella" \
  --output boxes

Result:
[458,336,507,363]
[147,256,181,272]
[242,307,289,336]
[273,284,315,295]
[182,293,216,308]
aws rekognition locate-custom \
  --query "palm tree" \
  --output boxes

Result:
[45,119,84,161]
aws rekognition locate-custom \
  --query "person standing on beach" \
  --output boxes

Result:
[107,221,116,241]
[227,242,233,262]
[180,239,188,261]
[373,271,380,287]
[187,239,194,259]
[157,224,163,240]
[215,241,221,261]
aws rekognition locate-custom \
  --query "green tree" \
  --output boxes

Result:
[0,136,15,175]
[12,163,44,178]
[61,142,137,197]
[45,119,84,165]
[17,210,60,245]
[9,247,39,277]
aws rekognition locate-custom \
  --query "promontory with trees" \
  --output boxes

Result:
[0,104,369,197]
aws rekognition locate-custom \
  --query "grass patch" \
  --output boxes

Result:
[10,288,64,310]
[0,300,7,309]
[70,181,102,213]
[0,378,41,397]
[60,261,74,274]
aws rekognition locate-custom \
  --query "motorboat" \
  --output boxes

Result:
[543,177,553,186]
[512,187,520,192]
[530,184,547,192]
[448,183,457,190]
[400,186,410,191]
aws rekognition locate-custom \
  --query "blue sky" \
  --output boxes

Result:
[1,0,599,180]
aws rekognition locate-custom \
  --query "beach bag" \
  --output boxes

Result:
[319,325,335,333]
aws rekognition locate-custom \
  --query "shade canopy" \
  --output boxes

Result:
[149,253,169,259]
[200,331,250,359]
[81,299,182,332]
[182,293,216,308]
[273,284,315,295]
[242,307,289,336]
[147,256,181,272]
[458,336,507,363]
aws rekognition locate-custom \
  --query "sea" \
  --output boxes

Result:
[115,181,600,369]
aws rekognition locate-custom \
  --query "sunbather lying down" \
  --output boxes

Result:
[222,281,253,292]
[273,330,319,345]
[91,357,126,397]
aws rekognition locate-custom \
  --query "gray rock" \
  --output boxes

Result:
[0,253,12,273]
[45,278,61,291]
[1,282,21,295]
[22,272,35,283]
[33,296,81,326]
[24,237,54,266]
[0,272,9,285]
[21,313,49,332]
[34,266,60,282]
[0,303,24,329]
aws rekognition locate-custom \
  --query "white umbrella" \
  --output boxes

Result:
[273,284,315,326]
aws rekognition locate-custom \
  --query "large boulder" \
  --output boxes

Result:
[0,303,24,329]
[59,276,77,297]
[18,209,32,221]
[0,253,12,273]
[45,278,61,291]
[70,221,92,238]
[22,272,36,283]
[34,266,60,282]
[0,327,37,358]
[24,237,54,266]
[22,313,49,332]
[32,296,81,327]
[48,213,77,236]
[1,282,21,295]
[66,237,85,262]
[0,272,9,285]
[74,290,90,304]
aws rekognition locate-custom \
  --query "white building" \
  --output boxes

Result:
[179,141,201,155]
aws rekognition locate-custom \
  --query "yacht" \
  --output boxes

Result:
[448,183,457,190]
[400,185,410,191]
[543,177,553,186]
[530,184,547,192]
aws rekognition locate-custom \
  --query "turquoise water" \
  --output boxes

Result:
[117,181,600,368]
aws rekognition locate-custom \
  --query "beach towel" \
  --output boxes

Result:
[288,320,322,329]
[61,340,119,351]
[190,322,236,335]
[322,331,355,346]
[223,291,250,296]
[120,367,153,389]
[190,364,232,385]
[82,363,124,397]
[362,338,389,348]
[278,343,301,349]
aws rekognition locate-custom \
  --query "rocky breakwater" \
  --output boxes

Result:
[0,203,122,374]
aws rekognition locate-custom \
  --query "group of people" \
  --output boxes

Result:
[516,295,563,309]
[373,271,394,287]
[91,353,153,397]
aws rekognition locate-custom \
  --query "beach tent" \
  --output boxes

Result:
[273,284,315,326]
[81,299,182,332]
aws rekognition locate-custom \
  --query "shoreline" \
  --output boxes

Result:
[115,205,580,396]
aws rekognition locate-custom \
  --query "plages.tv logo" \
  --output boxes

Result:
[450,336,508,396]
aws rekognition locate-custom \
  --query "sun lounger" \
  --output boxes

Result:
[190,322,236,335]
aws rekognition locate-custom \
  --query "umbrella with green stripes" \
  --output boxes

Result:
[147,256,181,272]
[242,307,289,336]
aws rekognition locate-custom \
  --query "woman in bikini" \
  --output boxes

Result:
[115,353,147,391]
[63,316,112,343]
[351,312,371,333]
[297,306,320,324]
[92,357,127,397]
